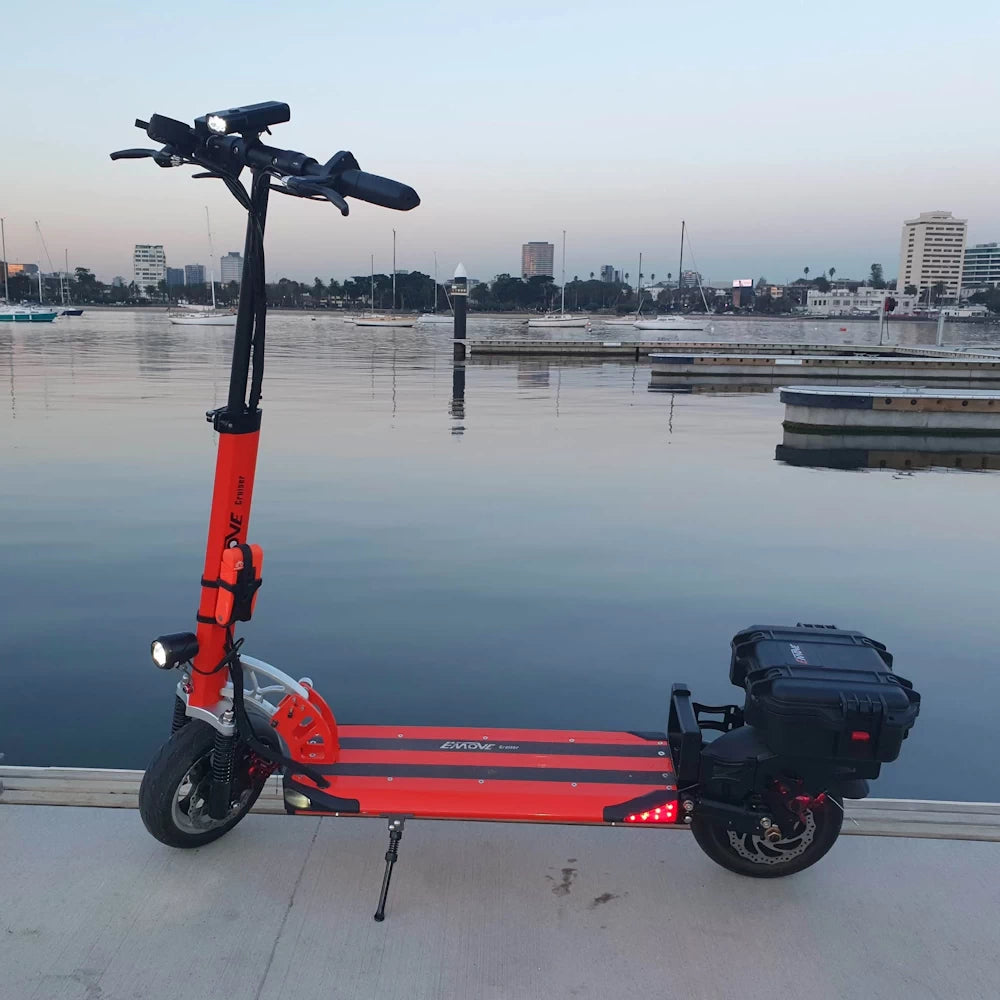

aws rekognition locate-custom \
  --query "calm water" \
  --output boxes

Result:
[3,310,999,801]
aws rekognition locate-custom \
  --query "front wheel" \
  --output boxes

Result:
[691,795,843,878]
[138,715,276,849]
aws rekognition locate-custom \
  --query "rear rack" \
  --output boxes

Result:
[667,684,743,788]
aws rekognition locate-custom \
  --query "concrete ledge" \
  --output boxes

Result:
[2,800,998,1000]
[3,766,999,841]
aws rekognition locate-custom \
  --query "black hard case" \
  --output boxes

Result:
[730,625,920,764]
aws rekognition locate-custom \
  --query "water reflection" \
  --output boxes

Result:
[2,311,999,802]
[777,430,1000,472]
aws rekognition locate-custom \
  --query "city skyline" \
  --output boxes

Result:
[3,1,998,285]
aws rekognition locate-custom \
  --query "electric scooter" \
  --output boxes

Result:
[112,104,921,921]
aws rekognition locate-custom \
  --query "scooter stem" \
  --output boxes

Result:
[187,171,269,714]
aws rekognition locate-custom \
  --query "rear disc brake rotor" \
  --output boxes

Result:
[726,811,817,865]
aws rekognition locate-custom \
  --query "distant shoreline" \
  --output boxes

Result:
[71,305,997,324]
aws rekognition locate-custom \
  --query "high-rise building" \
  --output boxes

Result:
[220,251,243,284]
[962,242,1000,289]
[133,244,166,295]
[166,267,185,287]
[521,242,554,279]
[184,263,206,286]
[599,265,615,283]
[896,211,967,300]
[678,269,702,289]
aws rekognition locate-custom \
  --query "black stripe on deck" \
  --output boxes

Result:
[338,737,670,758]
[311,763,674,785]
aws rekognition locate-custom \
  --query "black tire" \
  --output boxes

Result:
[138,713,277,849]
[691,795,843,878]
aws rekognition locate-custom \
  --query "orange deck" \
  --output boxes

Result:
[284,725,678,824]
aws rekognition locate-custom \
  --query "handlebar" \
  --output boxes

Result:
[110,103,419,215]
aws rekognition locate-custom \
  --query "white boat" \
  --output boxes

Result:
[527,314,590,328]
[169,207,234,327]
[169,312,237,326]
[634,222,713,333]
[355,313,415,328]
[634,316,706,332]
[527,230,590,328]
[418,253,454,324]
[603,317,638,326]
[356,232,416,327]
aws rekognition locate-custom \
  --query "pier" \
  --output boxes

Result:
[648,352,1000,385]
[2,766,998,999]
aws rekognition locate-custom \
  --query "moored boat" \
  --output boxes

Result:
[0,307,59,323]
[527,313,590,328]
[526,230,589,329]
[634,316,706,331]
[355,313,415,328]
[168,311,237,326]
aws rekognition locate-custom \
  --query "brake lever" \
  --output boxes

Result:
[110,148,157,160]
[281,176,349,216]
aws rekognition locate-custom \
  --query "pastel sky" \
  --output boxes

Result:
[3,0,998,285]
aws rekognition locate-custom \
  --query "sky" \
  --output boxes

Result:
[2,0,999,286]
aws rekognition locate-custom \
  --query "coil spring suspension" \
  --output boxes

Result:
[208,729,238,821]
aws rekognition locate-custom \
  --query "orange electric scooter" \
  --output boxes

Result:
[113,104,920,921]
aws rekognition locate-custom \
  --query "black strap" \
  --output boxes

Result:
[230,543,262,623]
[228,654,330,789]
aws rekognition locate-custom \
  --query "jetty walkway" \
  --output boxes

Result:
[2,766,998,1000]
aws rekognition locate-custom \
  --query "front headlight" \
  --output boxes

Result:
[150,632,199,670]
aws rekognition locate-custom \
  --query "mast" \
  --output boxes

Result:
[433,251,438,312]
[635,251,642,317]
[370,253,375,311]
[64,248,69,305]
[560,229,566,316]
[37,263,43,304]
[677,220,685,312]
[1,218,8,303]
[392,228,397,312]
[205,207,217,310]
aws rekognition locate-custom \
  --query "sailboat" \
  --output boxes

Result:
[355,231,416,327]
[605,252,647,325]
[527,231,590,328]
[61,249,84,315]
[634,221,709,332]
[169,208,237,326]
[418,252,453,324]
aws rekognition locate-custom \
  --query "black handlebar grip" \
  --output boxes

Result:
[334,170,420,212]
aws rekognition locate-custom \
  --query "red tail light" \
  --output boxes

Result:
[850,730,871,742]
[625,802,677,824]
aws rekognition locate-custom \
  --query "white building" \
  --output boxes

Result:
[220,251,243,284]
[962,242,1000,289]
[807,288,919,316]
[896,211,967,300]
[133,245,166,295]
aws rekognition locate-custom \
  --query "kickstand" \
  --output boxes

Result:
[373,817,406,922]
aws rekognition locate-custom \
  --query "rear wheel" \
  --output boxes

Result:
[691,795,843,878]
[138,713,277,849]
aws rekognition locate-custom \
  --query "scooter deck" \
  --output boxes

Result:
[284,724,678,825]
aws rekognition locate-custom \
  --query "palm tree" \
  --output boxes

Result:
[589,271,594,280]
[829,267,836,282]
[804,267,810,280]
